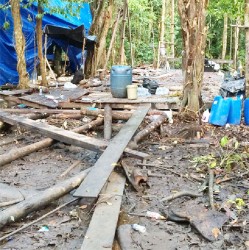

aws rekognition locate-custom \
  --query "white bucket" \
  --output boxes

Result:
[127,85,138,100]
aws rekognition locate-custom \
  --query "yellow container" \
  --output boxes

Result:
[127,85,138,100]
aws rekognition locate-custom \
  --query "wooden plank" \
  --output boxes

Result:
[0,111,106,152]
[73,104,150,198]
[81,172,126,250]
[19,89,89,108]
[0,89,31,96]
[0,111,149,159]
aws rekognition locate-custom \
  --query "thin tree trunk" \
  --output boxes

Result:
[85,0,106,78]
[36,3,48,86]
[95,2,113,71]
[178,0,208,113]
[170,0,175,59]
[245,0,249,97]
[119,0,128,64]
[104,9,121,70]
[222,13,228,60]
[157,0,166,69]
[89,0,106,35]
[10,0,29,89]
[229,18,233,60]
[233,17,241,69]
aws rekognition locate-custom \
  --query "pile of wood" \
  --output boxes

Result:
[0,88,176,248]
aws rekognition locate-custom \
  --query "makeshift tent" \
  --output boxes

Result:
[0,0,93,86]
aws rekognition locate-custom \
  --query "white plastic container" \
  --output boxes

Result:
[127,85,138,100]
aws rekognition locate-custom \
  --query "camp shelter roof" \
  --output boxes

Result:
[0,0,92,85]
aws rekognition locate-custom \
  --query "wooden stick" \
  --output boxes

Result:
[72,117,104,134]
[0,198,79,242]
[60,160,81,178]
[0,136,24,147]
[0,168,90,229]
[81,108,133,120]
[131,114,167,148]
[161,190,202,202]
[104,104,112,140]
[208,168,215,210]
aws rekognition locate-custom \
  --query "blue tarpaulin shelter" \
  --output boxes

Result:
[0,0,92,85]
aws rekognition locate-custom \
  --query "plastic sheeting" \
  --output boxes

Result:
[0,0,92,85]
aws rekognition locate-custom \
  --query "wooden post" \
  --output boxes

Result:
[245,0,249,97]
[104,104,112,140]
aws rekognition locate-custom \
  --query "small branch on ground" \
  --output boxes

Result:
[208,168,215,210]
[161,190,202,203]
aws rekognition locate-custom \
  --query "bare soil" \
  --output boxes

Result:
[0,70,248,250]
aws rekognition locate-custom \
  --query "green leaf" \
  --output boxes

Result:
[210,161,217,169]
[220,136,229,147]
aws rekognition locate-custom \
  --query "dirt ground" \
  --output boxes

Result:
[0,69,248,250]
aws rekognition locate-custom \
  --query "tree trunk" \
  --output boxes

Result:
[85,0,106,78]
[157,0,166,69]
[104,9,121,70]
[245,0,249,97]
[119,0,128,64]
[10,0,29,89]
[36,3,48,86]
[233,17,240,69]
[178,0,208,113]
[170,0,175,59]
[229,18,233,60]
[89,0,106,35]
[222,13,228,60]
[95,2,113,70]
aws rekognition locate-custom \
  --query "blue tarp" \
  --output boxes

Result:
[0,0,92,85]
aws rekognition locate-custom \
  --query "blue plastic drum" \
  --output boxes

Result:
[244,98,249,125]
[209,96,231,126]
[110,65,132,98]
[227,97,242,125]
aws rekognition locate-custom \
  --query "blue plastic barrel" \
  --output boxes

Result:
[244,98,249,125]
[209,96,231,126]
[110,65,132,98]
[227,97,242,125]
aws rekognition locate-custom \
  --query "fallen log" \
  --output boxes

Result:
[0,117,103,167]
[72,117,104,133]
[0,198,78,242]
[0,138,54,167]
[0,168,90,229]
[81,108,133,120]
[128,114,167,149]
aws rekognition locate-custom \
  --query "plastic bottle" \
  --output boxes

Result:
[201,109,210,123]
